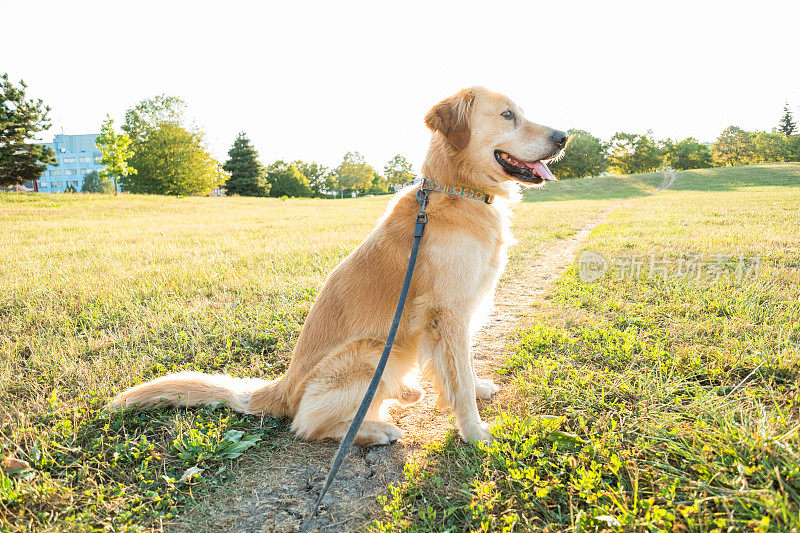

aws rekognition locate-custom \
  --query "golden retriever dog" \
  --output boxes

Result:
[111,87,566,444]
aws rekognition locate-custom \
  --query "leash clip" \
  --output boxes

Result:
[416,187,429,210]
[414,188,429,237]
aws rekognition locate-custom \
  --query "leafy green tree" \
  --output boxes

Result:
[266,160,312,197]
[752,132,791,163]
[383,155,415,187]
[293,160,330,197]
[121,123,223,195]
[324,173,340,196]
[96,116,136,195]
[122,96,222,195]
[223,132,269,196]
[713,126,757,167]
[788,135,800,162]
[122,94,187,143]
[549,129,608,179]
[778,103,796,136]
[607,131,664,174]
[81,171,114,193]
[663,137,713,170]
[367,171,389,194]
[335,151,374,193]
[0,74,57,187]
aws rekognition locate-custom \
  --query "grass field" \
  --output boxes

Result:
[1,164,798,531]
[0,173,660,531]
[373,163,800,532]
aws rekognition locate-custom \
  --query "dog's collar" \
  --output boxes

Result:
[420,177,494,204]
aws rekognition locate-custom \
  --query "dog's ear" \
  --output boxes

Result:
[424,89,476,150]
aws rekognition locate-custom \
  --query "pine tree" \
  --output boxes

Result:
[0,74,57,187]
[223,132,269,196]
[778,103,796,136]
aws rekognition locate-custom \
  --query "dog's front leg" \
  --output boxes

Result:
[424,308,490,442]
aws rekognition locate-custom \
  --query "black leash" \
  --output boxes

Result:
[300,187,429,533]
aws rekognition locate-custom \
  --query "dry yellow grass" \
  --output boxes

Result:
[0,173,664,530]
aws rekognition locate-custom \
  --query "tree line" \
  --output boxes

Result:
[552,105,799,179]
[222,133,415,198]
[2,73,798,191]
[87,95,415,197]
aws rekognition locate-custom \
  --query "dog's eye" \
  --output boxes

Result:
[501,110,514,120]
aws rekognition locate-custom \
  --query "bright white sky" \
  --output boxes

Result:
[4,0,800,172]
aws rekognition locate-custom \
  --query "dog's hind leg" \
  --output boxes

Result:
[290,338,412,446]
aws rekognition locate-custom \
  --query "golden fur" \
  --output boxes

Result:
[110,87,565,444]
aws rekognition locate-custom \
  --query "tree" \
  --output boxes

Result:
[607,131,664,174]
[383,155,415,187]
[778,103,796,136]
[335,151,375,193]
[549,129,608,179]
[120,123,223,196]
[223,132,269,196]
[713,126,757,167]
[323,173,340,196]
[293,160,331,197]
[122,96,223,196]
[752,132,791,163]
[266,160,313,197]
[96,115,136,195]
[81,171,114,193]
[367,171,389,194]
[122,94,187,144]
[0,74,56,187]
[663,138,713,170]
[788,134,800,162]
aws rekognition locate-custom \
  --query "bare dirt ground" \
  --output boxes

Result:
[174,174,673,532]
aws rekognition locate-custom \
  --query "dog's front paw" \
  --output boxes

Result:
[459,420,492,443]
[475,378,499,399]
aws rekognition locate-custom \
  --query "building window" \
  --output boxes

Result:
[39,182,50,188]
[51,181,63,187]
[50,169,62,176]
[62,157,76,164]
[94,155,102,163]
[65,169,76,175]
[79,156,92,163]
[68,181,79,188]
[81,168,92,175]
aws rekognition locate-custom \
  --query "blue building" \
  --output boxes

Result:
[37,134,104,193]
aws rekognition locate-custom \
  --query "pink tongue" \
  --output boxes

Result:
[532,161,557,182]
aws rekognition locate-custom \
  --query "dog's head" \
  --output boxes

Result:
[424,87,567,187]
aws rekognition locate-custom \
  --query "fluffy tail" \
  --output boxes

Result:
[108,371,285,415]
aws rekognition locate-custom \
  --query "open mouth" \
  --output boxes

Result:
[494,150,558,184]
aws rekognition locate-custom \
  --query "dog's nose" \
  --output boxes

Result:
[550,130,568,148]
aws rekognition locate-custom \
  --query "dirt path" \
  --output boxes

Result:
[174,174,675,532]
